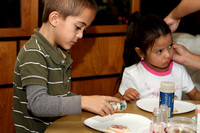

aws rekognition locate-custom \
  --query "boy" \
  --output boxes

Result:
[13,0,121,132]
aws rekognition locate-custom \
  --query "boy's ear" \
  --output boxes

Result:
[135,47,144,58]
[49,11,59,27]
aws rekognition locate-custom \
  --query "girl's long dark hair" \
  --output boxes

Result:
[114,12,171,95]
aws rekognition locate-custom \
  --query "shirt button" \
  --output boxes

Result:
[61,60,65,64]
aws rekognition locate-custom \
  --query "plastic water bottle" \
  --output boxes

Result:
[159,81,175,118]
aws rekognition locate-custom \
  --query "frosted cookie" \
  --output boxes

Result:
[107,124,130,133]
[173,108,178,113]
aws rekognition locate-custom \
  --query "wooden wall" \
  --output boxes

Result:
[0,41,17,133]
[0,1,39,132]
[0,87,15,133]
[70,36,125,95]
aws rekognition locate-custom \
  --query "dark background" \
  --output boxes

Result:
[2,0,199,35]
[140,0,200,35]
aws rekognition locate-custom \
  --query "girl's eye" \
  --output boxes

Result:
[156,50,162,54]
[169,43,173,48]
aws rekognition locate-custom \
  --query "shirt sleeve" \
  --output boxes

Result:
[20,50,48,87]
[26,84,81,117]
[181,66,195,93]
[119,68,138,95]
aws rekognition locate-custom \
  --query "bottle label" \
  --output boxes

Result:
[159,92,174,118]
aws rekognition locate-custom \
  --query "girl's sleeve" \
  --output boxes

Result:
[26,84,81,117]
[118,68,138,95]
[181,66,195,93]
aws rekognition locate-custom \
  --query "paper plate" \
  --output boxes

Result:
[136,98,195,114]
[84,113,151,133]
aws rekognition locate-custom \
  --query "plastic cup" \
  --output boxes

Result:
[165,117,196,133]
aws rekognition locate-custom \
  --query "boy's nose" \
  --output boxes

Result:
[76,31,83,39]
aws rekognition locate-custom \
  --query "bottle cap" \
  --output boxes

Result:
[160,81,175,91]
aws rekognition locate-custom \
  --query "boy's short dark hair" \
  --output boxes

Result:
[42,0,98,23]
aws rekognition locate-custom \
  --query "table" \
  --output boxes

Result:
[45,100,200,133]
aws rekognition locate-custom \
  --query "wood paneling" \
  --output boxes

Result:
[70,36,125,78]
[0,0,38,37]
[31,0,39,35]
[71,77,119,96]
[0,41,17,85]
[131,0,141,13]
[85,25,127,34]
[19,40,27,49]
[0,87,15,133]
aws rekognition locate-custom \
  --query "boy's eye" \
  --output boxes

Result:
[83,28,87,33]
[75,25,81,30]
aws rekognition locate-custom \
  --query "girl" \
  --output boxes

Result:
[115,12,200,101]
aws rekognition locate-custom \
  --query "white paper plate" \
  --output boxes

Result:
[136,98,195,114]
[84,113,151,133]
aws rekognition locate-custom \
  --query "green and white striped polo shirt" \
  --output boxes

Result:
[13,29,73,133]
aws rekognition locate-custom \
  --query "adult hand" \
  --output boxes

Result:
[81,95,121,117]
[123,88,140,101]
[164,15,181,32]
[172,43,190,65]
[173,43,200,70]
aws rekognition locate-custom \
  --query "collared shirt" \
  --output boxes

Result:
[13,29,78,133]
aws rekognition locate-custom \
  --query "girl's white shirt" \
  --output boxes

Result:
[119,61,194,100]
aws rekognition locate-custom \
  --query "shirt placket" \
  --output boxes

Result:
[61,59,71,96]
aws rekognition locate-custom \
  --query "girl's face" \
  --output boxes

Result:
[53,8,96,50]
[144,33,173,72]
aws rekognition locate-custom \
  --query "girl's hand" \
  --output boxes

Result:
[123,88,140,101]
[81,95,121,117]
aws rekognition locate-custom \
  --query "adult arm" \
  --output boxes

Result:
[164,0,200,32]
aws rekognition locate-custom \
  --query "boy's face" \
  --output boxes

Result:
[144,33,173,72]
[53,8,96,50]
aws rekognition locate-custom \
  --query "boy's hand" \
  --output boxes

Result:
[123,88,140,101]
[81,96,121,117]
